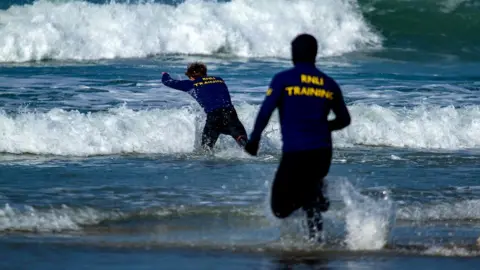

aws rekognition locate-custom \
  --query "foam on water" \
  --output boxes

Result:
[1,104,479,156]
[0,105,199,155]
[337,179,394,250]
[398,199,480,222]
[423,246,480,257]
[0,203,116,232]
[339,104,480,150]
[0,0,381,62]
[4,181,480,252]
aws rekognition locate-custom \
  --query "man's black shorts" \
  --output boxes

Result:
[270,147,332,218]
[202,107,247,148]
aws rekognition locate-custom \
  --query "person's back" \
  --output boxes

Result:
[188,76,234,113]
[162,73,233,113]
[269,64,346,152]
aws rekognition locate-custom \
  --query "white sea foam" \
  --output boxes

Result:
[397,199,480,221]
[0,203,116,232]
[1,103,479,156]
[0,0,381,62]
[338,179,394,250]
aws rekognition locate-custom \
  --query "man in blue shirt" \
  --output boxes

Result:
[244,34,351,242]
[162,62,248,152]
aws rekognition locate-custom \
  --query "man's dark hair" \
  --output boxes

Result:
[291,33,318,65]
[185,62,207,78]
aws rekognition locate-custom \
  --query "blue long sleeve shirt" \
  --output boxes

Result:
[249,63,351,153]
[161,73,234,113]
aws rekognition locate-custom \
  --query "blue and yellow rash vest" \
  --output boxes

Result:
[249,63,351,152]
[161,73,234,113]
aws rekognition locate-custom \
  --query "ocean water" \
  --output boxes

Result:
[1,0,480,269]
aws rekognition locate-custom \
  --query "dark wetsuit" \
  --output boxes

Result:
[249,63,351,239]
[162,73,248,149]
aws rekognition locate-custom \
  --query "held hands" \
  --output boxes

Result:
[244,140,259,156]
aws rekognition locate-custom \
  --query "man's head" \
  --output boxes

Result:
[291,33,318,65]
[185,62,207,80]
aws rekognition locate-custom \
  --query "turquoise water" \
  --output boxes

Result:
[1,0,480,269]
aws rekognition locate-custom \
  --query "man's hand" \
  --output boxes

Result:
[161,72,169,81]
[244,140,259,156]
